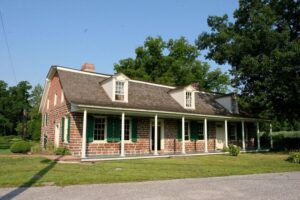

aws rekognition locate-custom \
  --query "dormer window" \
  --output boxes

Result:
[115,81,125,101]
[186,92,192,108]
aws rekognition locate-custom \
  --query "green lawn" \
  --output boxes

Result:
[0,153,299,187]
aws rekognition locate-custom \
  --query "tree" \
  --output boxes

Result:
[196,0,300,128]
[28,84,43,140]
[0,81,12,135]
[115,36,230,93]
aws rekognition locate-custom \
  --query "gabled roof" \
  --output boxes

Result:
[40,66,255,118]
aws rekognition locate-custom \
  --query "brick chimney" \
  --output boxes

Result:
[81,63,95,72]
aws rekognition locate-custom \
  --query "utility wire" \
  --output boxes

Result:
[0,9,17,84]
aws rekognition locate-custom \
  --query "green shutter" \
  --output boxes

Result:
[114,118,121,142]
[190,121,199,141]
[61,117,65,142]
[86,115,94,143]
[107,117,114,142]
[131,118,137,142]
[177,120,182,141]
[67,115,71,142]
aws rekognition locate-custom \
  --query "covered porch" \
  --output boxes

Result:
[73,105,272,160]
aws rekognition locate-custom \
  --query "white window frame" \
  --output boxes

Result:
[198,121,204,140]
[185,91,192,108]
[61,90,64,103]
[124,118,132,141]
[63,116,68,143]
[93,116,107,142]
[114,81,125,101]
[184,121,190,141]
[54,93,57,106]
[47,99,49,110]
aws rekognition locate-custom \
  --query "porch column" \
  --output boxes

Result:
[242,121,246,151]
[120,112,125,157]
[257,122,261,150]
[204,118,208,153]
[181,116,185,154]
[81,109,87,158]
[270,123,273,149]
[154,114,158,155]
[224,120,228,148]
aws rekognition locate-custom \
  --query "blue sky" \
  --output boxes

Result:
[0,0,238,87]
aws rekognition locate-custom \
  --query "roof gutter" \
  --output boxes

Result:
[73,103,270,122]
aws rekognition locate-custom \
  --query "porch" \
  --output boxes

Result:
[73,106,272,160]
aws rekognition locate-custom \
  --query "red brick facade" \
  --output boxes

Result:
[41,72,257,157]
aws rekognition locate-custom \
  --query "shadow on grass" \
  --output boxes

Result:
[0,156,63,200]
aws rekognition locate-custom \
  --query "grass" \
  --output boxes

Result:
[0,153,299,187]
[0,149,12,155]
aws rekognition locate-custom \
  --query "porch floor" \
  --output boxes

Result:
[81,148,269,162]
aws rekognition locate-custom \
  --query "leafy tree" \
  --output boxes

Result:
[0,81,12,135]
[115,36,230,93]
[196,0,300,128]
[28,84,43,140]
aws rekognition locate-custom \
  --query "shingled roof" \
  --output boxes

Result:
[53,66,246,117]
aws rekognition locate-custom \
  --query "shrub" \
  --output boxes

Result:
[0,137,10,149]
[222,146,229,152]
[54,147,71,155]
[10,141,31,153]
[31,143,43,154]
[228,144,241,156]
[287,152,300,164]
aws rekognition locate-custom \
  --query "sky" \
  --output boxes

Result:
[0,0,239,87]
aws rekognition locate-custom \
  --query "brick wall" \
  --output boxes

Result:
[41,72,71,149]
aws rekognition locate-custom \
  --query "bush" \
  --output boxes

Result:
[287,152,300,164]
[222,146,229,152]
[10,141,31,153]
[228,144,241,156]
[54,147,71,155]
[0,137,10,149]
[30,142,43,154]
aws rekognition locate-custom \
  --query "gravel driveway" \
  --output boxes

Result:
[0,172,299,200]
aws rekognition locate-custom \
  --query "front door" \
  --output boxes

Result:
[54,123,60,147]
[216,123,225,150]
[151,126,161,151]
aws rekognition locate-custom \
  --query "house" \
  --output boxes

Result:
[39,63,272,159]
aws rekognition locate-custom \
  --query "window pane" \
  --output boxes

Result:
[125,119,130,140]
[198,122,204,140]
[186,92,192,107]
[184,121,189,140]
[94,118,105,140]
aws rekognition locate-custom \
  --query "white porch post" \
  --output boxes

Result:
[224,120,228,148]
[257,122,261,150]
[154,114,158,155]
[204,118,208,153]
[120,112,125,157]
[181,116,185,154]
[81,109,87,158]
[270,123,273,149]
[242,121,246,151]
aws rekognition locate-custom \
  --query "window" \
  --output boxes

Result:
[184,121,190,140]
[61,90,64,103]
[54,93,57,106]
[63,117,68,143]
[229,124,237,140]
[125,119,131,140]
[186,92,192,108]
[94,118,106,140]
[115,81,125,101]
[47,99,49,110]
[198,122,204,140]
[43,113,48,127]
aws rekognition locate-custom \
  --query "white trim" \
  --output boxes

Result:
[204,118,208,153]
[75,104,267,122]
[150,119,165,151]
[130,79,175,89]
[92,116,107,142]
[81,109,87,158]
[63,116,68,143]
[57,66,110,78]
[121,112,125,157]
